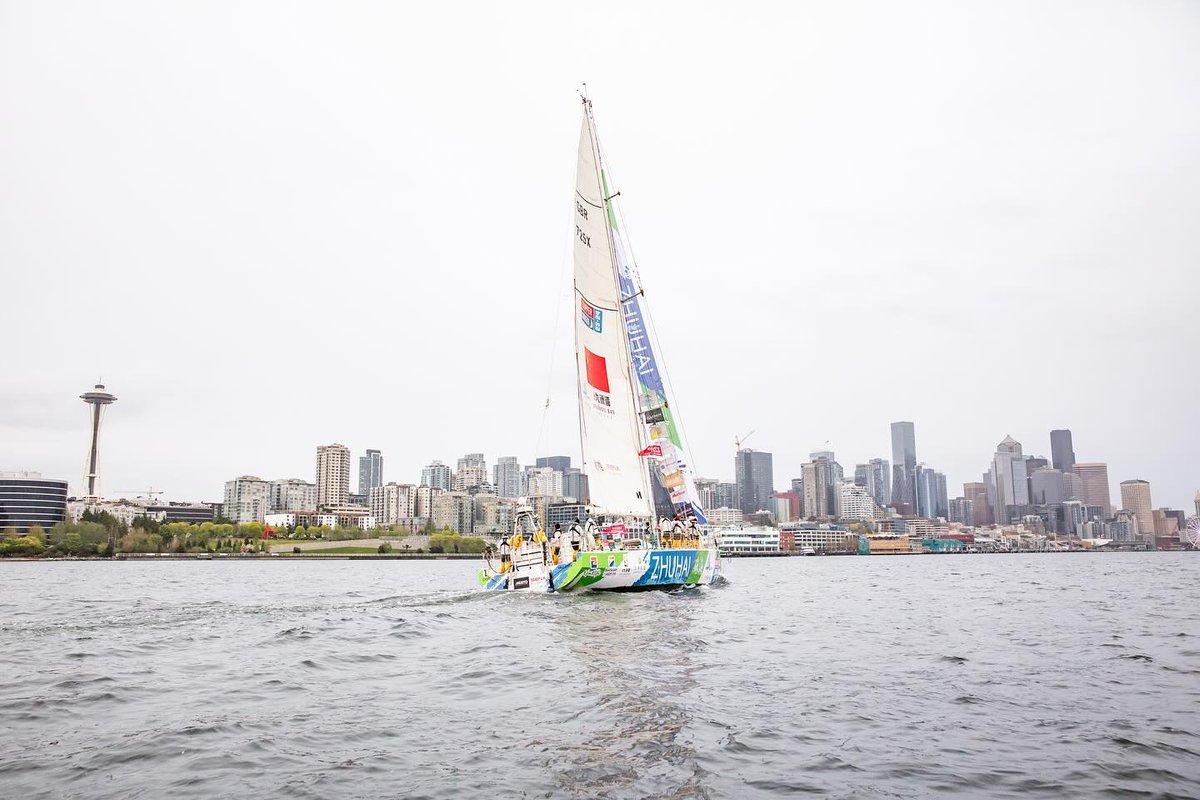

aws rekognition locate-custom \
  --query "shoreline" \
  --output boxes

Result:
[0,549,1187,562]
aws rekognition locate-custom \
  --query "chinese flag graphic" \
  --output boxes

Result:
[584,348,610,393]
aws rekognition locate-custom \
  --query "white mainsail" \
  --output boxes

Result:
[573,103,655,518]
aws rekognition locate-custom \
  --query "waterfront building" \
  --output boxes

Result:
[370,482,417,528]
[1030,468,1065,505]
[223,476,271,523]
[493,457,525,498]
[420,460,452,491]
[431,491,474,533]
[890,421,917,508]
[1107,510,1139,542]
[838,481,876,521]
[1050,429,1075,473]
[779,521,855,552]
[358,449,383,498]
[735,449,774,514]
[0,472,68,534]
[1119,480,1154,539]
[315,444,351,508]
[270,478,317,513]
[714,527,780,555]
[948,496,973,525]
[292,507,376,531]
[1073,463,1112,515]
[68,497,148,526]
[79,383,117,500]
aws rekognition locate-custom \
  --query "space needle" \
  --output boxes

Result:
[80,383,117,499]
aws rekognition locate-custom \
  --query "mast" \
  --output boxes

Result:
[572,98,656,519]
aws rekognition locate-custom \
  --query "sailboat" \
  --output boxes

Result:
[478,97,722,592]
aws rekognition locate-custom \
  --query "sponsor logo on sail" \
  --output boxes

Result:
[580,298,603,333]
[638,444,663,458]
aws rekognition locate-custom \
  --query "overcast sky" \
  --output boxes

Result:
[2,1,1197,510]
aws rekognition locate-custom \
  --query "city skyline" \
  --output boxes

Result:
[6,383,1198,515]
[2,4,1197,511]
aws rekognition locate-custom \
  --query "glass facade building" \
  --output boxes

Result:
[0,473,69,534]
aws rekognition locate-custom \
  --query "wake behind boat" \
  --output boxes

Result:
[479,97,721,593]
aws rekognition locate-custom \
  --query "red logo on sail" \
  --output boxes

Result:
[638,444,663,457]
[585,348,610,393]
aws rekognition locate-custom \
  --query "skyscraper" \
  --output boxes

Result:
[535,456,571,472]
[1073,463,1112,515]
[890,422,917,507]
[1119,479,1154,538]
[316,444,351,508]
[867,458,891,508]
[735,448,774,514]
[420,460,452,491]
[986,435,1028,524]
[79,383,117,499]
[963,481,990,526]
[1030,468,1065,505]
[358,449,383,497]
[1050,430,1076,473]
[493,456,525,498]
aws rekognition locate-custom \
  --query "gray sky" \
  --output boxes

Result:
[2,1,1197,510]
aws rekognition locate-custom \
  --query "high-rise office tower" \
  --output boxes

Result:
[1073,463,1112,515]
[316,444,352,507]
[867,458,891,508]
[1194,490,1200,518]
[79,383,117,499]
[964,481,990,526]
[358,449,383,497]
[535,456,571,472]
[986,435,1028,524]
[854,464,869,487]
[421,460,452,491]
[1119,479,1154,538]
[493,456,525,498]
[735,448,774,514]
[806,451,842,518]
[890,422,917,507]
[1030,468,1065,505]
[1050,430,1075,473]
[563,468,589,504]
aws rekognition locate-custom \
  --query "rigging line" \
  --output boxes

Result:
[534,158,578,464]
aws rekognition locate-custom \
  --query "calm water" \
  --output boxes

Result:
[1,554,1198,799]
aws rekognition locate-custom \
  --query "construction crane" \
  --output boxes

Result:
[115,488,164,503]
[735,430,755,451]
